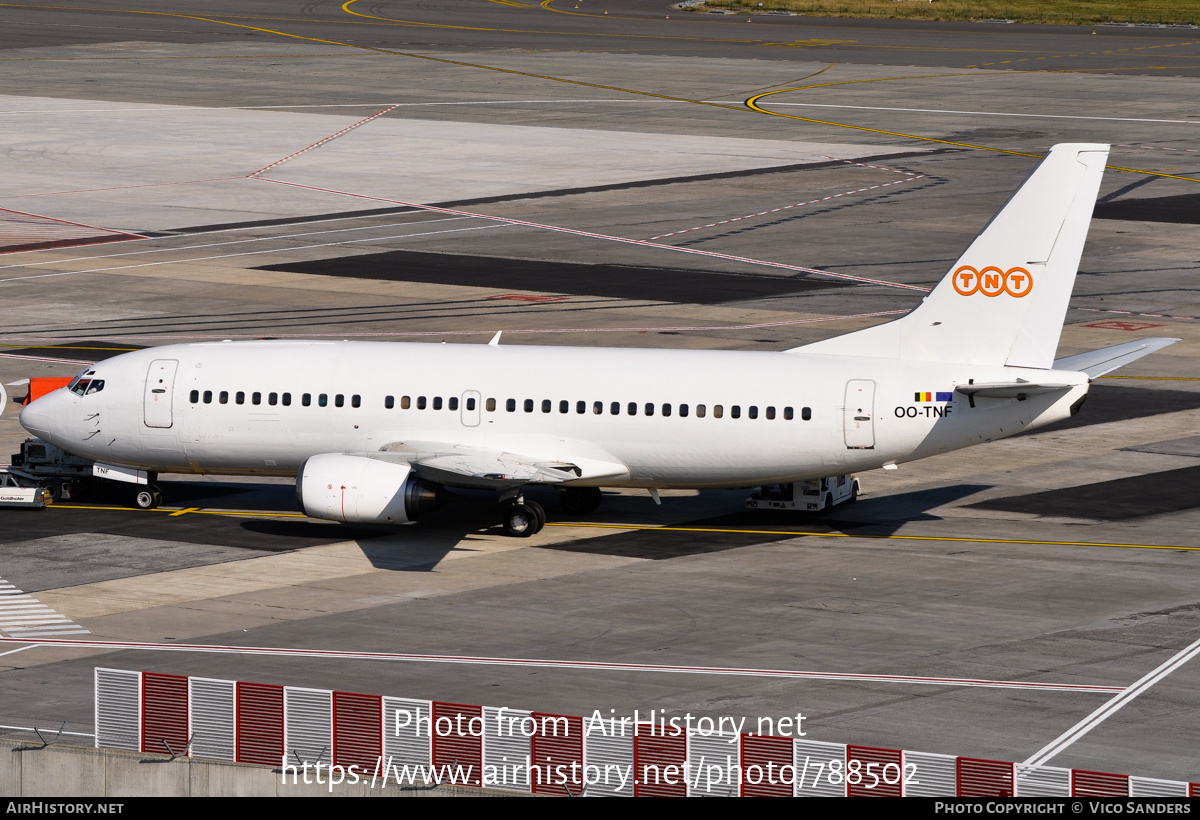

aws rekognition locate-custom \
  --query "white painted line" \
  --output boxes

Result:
[0,722,94,738]
[0,577,89,639]
[1022,635,1200,769]
[731,101,1200,126]
[0,644,37,658]
[0,637,1122,693]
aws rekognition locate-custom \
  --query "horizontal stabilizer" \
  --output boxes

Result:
[956,381,1071,400]
[1053,337,1180,379]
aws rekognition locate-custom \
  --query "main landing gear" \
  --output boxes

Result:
[501,497,546,537]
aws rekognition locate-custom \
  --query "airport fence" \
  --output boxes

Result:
[94,667,1198,797]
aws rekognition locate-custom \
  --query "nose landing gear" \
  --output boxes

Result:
[133,485,162,510]
[500,493,546,537]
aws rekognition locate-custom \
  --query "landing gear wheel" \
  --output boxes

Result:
[502,503,538,538]
[134,488,160,510]
[524,500,547,534]
[559,487,602,515]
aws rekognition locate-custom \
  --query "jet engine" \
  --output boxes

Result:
[296,453,440,524]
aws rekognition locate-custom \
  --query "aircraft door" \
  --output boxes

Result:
[843,379,876,449]
[461,390,481,427]
[144,359,178,428]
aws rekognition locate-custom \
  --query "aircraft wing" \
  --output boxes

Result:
[365,442,626,489]
[1053,337,1180,379]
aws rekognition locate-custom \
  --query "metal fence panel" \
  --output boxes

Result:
[532,713,583,796]
[382,696,431,774]
[903,751,957,797]
[236,682,283,766]
[284,686,332,767]
[1016,765,1071,796]
[483,706,531,793]
[794,739,846,797]
[687,730,738,797]
[189,677,235,761]
[1073,769,1129,796]
[742,735,793,797]
[847,744,902,797]
[432,701,483,787]
[1129,776,1188,797]
[94,668,140,751]
[958,757,1014,797]
[333,691,381,773]
[141,672,188,756]
[583,727,633,797]
[634,728,687,797]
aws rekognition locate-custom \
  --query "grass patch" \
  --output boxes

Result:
[690,1,1199,26]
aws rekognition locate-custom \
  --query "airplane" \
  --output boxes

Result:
[17,143,1179,536]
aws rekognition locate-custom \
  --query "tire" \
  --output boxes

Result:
[502,503,537,537]
[525,500,547,534]
[42,482,62,503]
[559,487,602,516]
[134,489,158,510]
[849,481,859,504]
[821,493,834,515]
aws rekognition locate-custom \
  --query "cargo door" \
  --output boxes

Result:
[143,360,178,428]
[843,379,876,449]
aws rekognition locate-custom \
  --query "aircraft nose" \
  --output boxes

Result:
[20,395,59,440]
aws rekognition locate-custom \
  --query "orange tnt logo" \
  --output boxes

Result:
[951,265,1033,297]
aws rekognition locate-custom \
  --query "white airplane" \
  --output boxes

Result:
[18,143,1178,535]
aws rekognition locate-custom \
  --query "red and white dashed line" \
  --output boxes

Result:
[249,103,401,177]
[0,637,1120,693]
[648,157,925,241]
[1114,143,1200,154]
[252,176,930,293]
[1077,307,1200,321]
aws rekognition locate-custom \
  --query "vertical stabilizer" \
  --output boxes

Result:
[797,144,1109,368]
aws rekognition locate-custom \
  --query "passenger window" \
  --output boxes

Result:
[385,396,394,409]
[766,406,776,420]
[449,397,458,411]
[237,392,245,405]
[696,404,706,418]
[190,390,199,403]
[560,400,569,414]
[352,395,361,408]
[577,401,585,414]
[433,397,443,410]
[645,403,655,416]
[319,394,328,407]
[541,399,551,413]
[282,393,292,407]
[417,396,427,410]
[713,405,723,418]
[627,402,637,416]
[268,392,278,406]
[507,399,516,412]
[732,405,741,419]
[610,402,620,415]
[594,401,603,415]
[663,403,672,417]
[401,396,411,409]
[335,394,345,408]
[203,390,213,404]
[219,391,229,405]
[302,393,310,407]
[748,406,758,419]
[802,407,812,421]
[466,397,475,411]
[783,406,793,420]
[524,399,533,413]
[486,398,496,412]
[680,404,689,418]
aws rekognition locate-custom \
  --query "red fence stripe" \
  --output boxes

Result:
[236,682,284,766]
[333,691,382,773]
[432,702,483,787]
[1073,769,1129,797]
[634,727,687,797]
[141,672,188,755]
[847,744,903,797]
[958,757,1014,797]
[532,713,583,796]
[741,735,793,796]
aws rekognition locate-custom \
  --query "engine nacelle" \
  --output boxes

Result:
[296,454,440,524]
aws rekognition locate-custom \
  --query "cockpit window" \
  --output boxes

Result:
[66,369,95,395]
[69,371,103,396]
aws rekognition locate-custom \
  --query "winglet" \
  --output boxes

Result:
[488,331,502,347]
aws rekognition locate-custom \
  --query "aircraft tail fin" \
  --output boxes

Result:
[796,143,1110,368]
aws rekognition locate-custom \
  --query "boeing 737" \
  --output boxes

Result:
[17,143,1179,535]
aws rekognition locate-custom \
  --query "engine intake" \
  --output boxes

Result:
[296,454,440,524]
